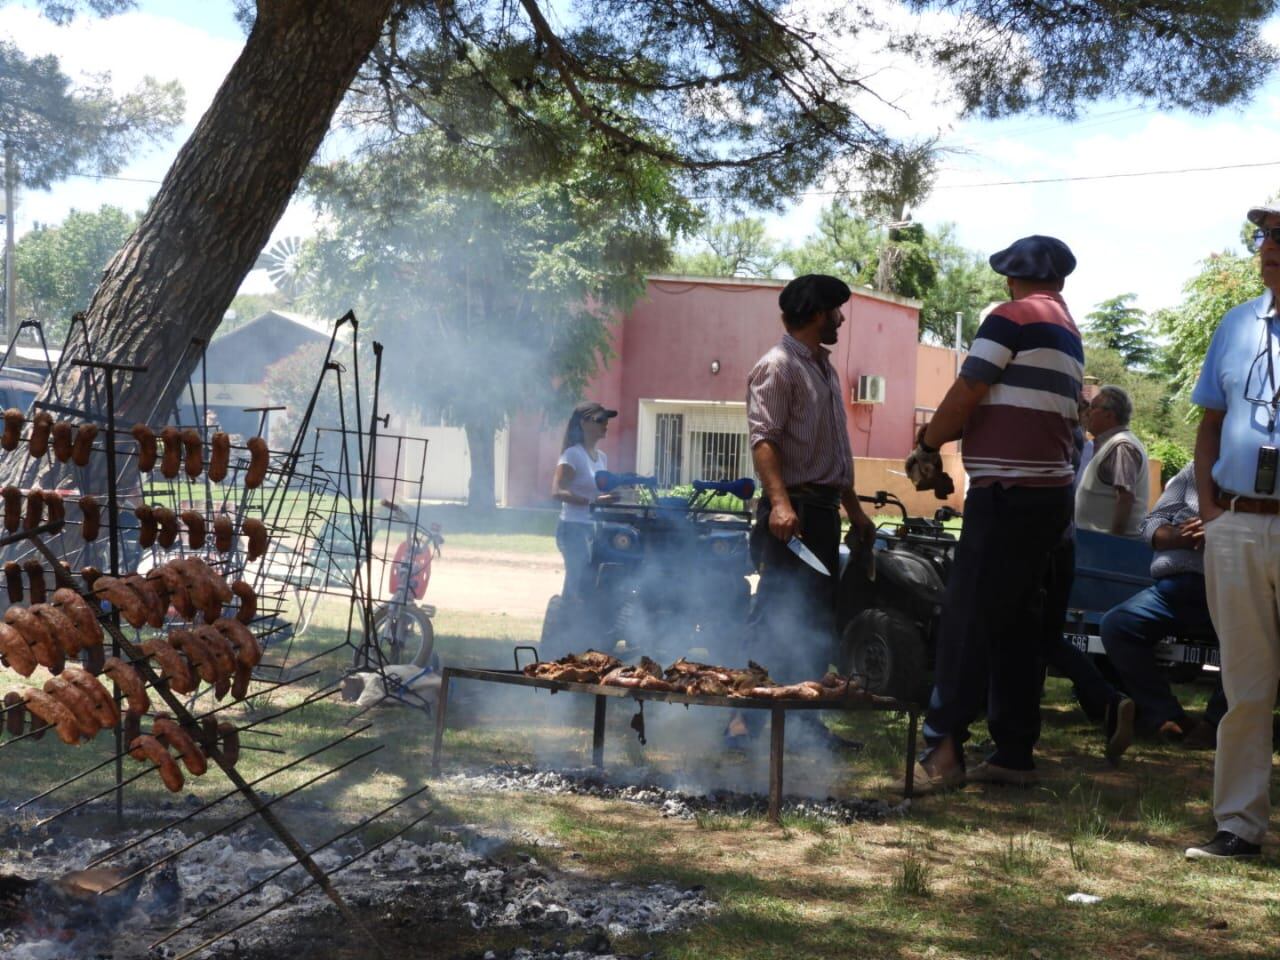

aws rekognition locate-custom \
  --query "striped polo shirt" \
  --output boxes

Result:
[959,291,1083,487]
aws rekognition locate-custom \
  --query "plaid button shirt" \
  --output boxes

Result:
[746,334,853,489]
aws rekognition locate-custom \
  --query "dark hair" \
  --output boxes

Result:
[561,411,587,452]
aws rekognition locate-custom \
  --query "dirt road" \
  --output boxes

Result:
[428,548,563,618]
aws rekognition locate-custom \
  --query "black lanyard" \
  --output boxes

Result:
[1264,315,1280,432]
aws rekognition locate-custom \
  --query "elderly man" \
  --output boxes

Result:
[905,236,1082,790]
[1100,461,1226,748]
[746,274,875,685]
[1076,385,1149,537]
[1186,203,1280,860]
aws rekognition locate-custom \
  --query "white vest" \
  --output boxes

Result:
[1075,429,1149,538]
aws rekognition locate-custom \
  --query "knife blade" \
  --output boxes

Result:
[786,536,830,576]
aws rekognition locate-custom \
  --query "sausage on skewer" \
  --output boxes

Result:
[1,409,22,451]
[79,495,101,541]
[50,422,73,463]
[71,423,98,467]
[131,424,157,472]
[28,411,53,458]
[208,432,231,483]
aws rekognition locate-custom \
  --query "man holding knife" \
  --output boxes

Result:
[746,274,875,686]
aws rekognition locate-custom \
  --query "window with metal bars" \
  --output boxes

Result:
[691,430,747,482]
[654,412,683,488]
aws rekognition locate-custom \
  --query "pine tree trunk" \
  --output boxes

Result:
[5,0,394,485]
[464,420,497,512]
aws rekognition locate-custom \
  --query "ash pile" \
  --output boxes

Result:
[448,764,908,824]
[0,822,713,959]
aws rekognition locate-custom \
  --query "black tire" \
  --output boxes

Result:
[354,603,435,669]
[840,608,930,703]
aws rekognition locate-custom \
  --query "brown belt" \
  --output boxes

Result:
[1215,492,1280,515]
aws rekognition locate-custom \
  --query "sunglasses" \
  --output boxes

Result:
[1250,226,1280,252]
[586,414,610,424]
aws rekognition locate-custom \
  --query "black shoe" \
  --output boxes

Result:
[1185,831,1262,860]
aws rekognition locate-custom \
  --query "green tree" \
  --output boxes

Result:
[671,217,781,278]
[11,0,1278,493]
[0,40,182,192]
[1157,251,1264,400]
[13,206,139,338]
[301,123,697,510]
[783,200,879,281]
[918,225,1007,347]
[1084,294,1155,369]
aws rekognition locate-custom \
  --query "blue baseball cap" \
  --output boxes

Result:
[988,235,1076,281]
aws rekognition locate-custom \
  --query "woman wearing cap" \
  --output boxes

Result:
[551,402,618,612]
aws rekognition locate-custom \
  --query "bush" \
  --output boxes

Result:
[1145,436,1192,486]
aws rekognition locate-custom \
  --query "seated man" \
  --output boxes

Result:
[1100,461,1226,743]
[1076,385,1149,537]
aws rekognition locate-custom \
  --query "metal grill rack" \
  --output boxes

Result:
[0,312,436,957]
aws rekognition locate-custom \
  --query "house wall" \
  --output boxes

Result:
[503,276,921,507]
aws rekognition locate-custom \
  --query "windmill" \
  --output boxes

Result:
[254,236,311,302]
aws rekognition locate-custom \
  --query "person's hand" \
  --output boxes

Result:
[768,501,800,541]
[1178,517,1205,550]
[905,444,942,491]
[845,508,875,551]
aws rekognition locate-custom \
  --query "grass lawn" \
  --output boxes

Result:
[4,578,1277,959]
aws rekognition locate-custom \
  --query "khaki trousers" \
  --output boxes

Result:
[1203,510,1280,844]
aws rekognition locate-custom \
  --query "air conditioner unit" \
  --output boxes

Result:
[854,374,886,404]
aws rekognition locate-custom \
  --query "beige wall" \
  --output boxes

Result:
[853,454,965,516]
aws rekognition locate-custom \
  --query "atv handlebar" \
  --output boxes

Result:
[595,470,657,492]
[691,477,755,500]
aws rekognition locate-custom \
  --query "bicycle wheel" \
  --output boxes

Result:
[355,604,436,669]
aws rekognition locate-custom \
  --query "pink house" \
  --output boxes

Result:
[503,275,923,508]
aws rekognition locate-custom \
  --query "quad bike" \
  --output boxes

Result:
[540,472,754,661]
[836,491,959,704]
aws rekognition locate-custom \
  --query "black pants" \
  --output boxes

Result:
[748,492,840,684]
[924,484,1073,770]
[1040,536,1119,722]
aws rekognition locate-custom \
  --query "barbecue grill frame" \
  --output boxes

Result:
[431,666,921,822]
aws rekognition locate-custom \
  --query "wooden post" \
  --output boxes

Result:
[592,695,607,769]
[430,668,451,776]
[768,707,785,823]
[904,709,918,799]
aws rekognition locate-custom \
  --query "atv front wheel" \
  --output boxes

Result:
[840,608,930,704]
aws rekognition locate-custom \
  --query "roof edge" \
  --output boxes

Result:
[644,274,923,309]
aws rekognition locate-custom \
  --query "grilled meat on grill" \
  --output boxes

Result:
[522,650,621,683]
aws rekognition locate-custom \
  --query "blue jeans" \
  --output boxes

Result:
[924,484,1073,770]
[555,520,594,602]
[1100,573,1226,733]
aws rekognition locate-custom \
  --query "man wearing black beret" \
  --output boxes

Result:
[745,274,875,698]
[905,236,1085,791]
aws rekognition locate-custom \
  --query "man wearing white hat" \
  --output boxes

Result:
[1186,203,1280,860]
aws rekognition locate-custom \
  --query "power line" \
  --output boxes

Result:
[67,172,165,185]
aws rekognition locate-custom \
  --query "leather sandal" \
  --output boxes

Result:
[896,760,966,796]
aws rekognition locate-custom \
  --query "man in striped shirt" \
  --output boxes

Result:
[746,274,875,685]
[908,235,1083,791]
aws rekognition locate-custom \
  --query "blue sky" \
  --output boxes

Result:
[4,0,1279,319]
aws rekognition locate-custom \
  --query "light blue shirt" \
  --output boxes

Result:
[1191,293,1280,498]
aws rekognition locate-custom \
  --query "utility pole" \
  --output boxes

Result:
[3,138,15,343]
[954,310,964,376]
